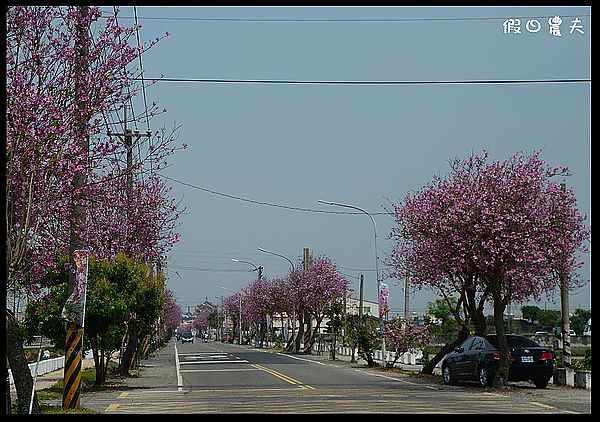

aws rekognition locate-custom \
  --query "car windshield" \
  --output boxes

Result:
[485,335,540,348]
[181,332,192,338]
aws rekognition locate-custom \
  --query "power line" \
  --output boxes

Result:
[160,174,392,215]
[136,77,590,86]
[101,13,591,23]
[168,265,253,272]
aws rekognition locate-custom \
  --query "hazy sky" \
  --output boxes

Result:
[102,6,591,316]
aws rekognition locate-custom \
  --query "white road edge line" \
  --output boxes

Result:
[174,342,183,391]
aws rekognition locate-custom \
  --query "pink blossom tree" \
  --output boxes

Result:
[269,277,292,345]
[243,278,270,343]
[6,6,182,411]
[286,268,312,353]
[162,289,182,338]
[384,318,431,368]
[302,256,349,353]
[223,294,242,343]
[388,150,590,384]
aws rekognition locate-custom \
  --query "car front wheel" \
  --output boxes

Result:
[442,364,456,385]
[478,366,493,387]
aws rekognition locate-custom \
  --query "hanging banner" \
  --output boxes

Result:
[61,249,89,326]
[378,282,390,318]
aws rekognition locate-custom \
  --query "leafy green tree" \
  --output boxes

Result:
[324,299,344,360]
[570,308,591,336]
[24,253,164,384]
[538,310,561,332]
[521,305,542,324]
[344,314,380,367]
[115,254,165,375]
[426,297,459,340]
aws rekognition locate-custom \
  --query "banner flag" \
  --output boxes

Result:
[61,250,89,326]
[378,282,390,318]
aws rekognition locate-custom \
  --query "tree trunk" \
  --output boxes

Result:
[302,311,312,354]
[330,331,337,360]
[364,349,375,367]
[6,363,11,414]
[304,317,321,355]
[293,313,304,353]
[119,319,139,376]
[465,283,486,335]
[6,310,40,414]
[90,344,108,385]
[422,325,470,374]
[492,293,510,387]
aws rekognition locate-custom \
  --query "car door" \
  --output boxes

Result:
[463,337,486,381]
[452,337,475,378]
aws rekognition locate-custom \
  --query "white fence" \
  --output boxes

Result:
[8,350,92,386]
[313,343,423,366]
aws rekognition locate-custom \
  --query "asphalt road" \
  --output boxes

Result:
[71,339,590,414]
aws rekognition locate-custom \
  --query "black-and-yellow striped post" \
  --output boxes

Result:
[142,335,150,359]
[62,322,83,411]
[303,329,311,349]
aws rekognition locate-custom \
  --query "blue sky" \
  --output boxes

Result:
[102,6,591,316]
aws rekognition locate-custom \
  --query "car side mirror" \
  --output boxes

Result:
[455,347,464,353]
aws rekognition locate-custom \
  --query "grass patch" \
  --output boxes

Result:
[34,361,121,414]
[35,365,99,401]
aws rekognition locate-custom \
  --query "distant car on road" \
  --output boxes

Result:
[180,331,194,344]
[441,334,553,389]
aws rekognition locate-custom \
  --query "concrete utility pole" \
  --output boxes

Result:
[302,248,313,353]
[559,183,571,370]
[560,269,572,367]
[404,277,409,320]
[63,5,89,412]
[359,274,364,319]
[107,105,152,206]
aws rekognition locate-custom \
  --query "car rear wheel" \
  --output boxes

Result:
[442,364,456,385]
[478,366,493,387]
[533,377,550,389]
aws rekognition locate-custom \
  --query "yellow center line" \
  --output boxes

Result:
[251,364,315,389]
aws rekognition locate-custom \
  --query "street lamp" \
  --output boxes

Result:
[232,258,263,280]
[221,286,242,346]
[257,247,295,271]
[318,199,386,368]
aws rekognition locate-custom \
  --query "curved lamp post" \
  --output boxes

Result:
[318,199,386,368]
[232,258,263,280]
[257,247,295,272]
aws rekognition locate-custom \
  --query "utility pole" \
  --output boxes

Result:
[107,105,152,215]
[359,274,364,319]
[63,5,90,412]
[559,183,571,370]
[302,247,313,353]
[404,277,409,321]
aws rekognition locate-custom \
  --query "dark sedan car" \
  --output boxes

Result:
[441,334,553,388]
[180,331,194,344]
